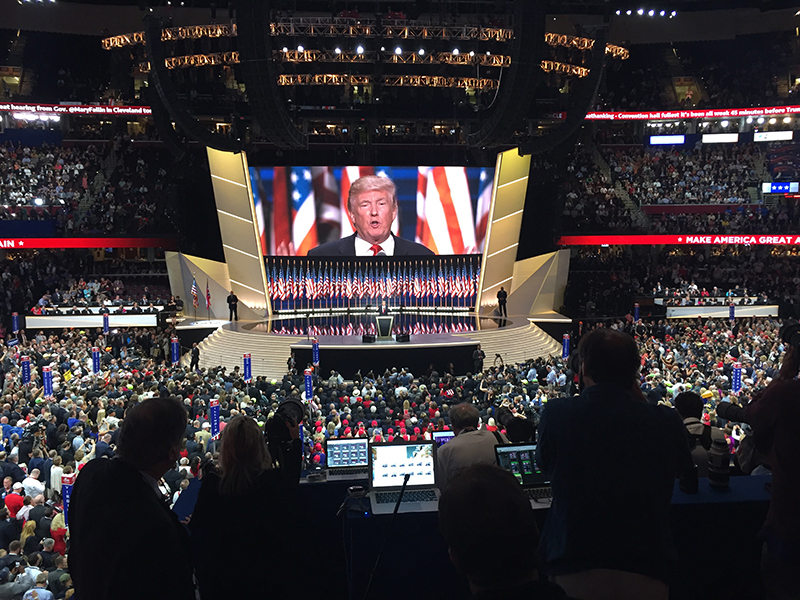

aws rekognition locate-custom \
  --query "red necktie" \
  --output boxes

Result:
[370,244,383,256]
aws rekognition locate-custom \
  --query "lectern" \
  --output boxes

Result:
[375,315,394,339]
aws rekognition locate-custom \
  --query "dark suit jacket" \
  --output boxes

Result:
[307,233,434,256]
[69,458,194,600]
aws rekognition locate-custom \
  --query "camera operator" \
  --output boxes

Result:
[189,413,303,599]
[744,342,800,600]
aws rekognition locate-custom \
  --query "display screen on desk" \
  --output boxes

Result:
[495,444,549,487]
[370,442,436,488]
[327,439,369,468]
[249,166,494,256]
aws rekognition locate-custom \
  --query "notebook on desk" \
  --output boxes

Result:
[368,441,440,514]
[494,443,552,508]
[326,438,370,481]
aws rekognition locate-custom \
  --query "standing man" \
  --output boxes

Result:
[472,344,485,375]
[226,290,239,321]
[379,300,389,316]
[69,397,194,600]
[190,342,200,371]
[497,286,508,317]
[308,176,434,256]
[436,403,507,490]
[536,328,693,600]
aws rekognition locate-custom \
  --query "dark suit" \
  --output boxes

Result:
[307,233,434,256]
[69,458,195,600]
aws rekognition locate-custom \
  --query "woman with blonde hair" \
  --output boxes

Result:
[51,510,67,556]
[20,519,38,555]
[189,415,303,598]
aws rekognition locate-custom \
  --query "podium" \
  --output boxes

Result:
[375,315,393,339]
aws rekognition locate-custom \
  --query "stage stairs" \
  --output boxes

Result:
[186,320,561,379]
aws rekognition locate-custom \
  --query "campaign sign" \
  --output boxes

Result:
[42,366,53,398]
[61,472,77,527]
[103,313,110,334]
[562,334,570,359]
[209,399,220,439]
[634,302,640,322]
[729,303,735,322]
[243,353,252,383]
[304,368,313,401]
[91,347,100,374]
[21,356,30,385]
[732,362,742,393]
[171,337,180,366]
[312,338,320,367]
[11,313,19,334]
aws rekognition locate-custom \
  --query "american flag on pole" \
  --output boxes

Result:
[191,276,199,308]
[291,168,319,256]
[205,280,211,309]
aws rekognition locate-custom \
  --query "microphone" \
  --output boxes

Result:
[376,251,386,256]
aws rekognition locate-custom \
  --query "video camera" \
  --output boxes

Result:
[264,398,305,467]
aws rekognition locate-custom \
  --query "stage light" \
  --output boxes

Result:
[469,50,475,57]
[671,11,677,16]
[486,51,491,55]
[626,9,632,14]
[282,46,288,52]
[616,9,621,14]
[335,47,341,54]
[381,46,385,51]
[784,116,792,123]
[356,45,364,54]
[33,198,43,206]
[660,10,665,16]
[721,120,729,127]
[637,8,644,15]
[297,45,304,52]
[758,117,765,124]
[453,48,459,55]
[769,118,777,124]
[418,48,425,55]
[395,46,402,55]
[746,117,753,123]
[648,9,654,16]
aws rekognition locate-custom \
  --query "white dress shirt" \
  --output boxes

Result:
[353,234,395,256]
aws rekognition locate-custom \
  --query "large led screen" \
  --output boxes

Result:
[249,166,495,256]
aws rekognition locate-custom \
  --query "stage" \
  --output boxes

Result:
[182,310,563,378]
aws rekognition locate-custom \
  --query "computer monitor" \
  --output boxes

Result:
[432,431,455,447]
[326,438,369,469]
[494,443,549,487]
[369,441,436,490]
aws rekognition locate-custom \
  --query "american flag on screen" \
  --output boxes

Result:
[291,168,318,256]
[416,166,477,255]
[475,169,493,252]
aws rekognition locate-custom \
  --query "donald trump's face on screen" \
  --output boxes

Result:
[348,186,398,246]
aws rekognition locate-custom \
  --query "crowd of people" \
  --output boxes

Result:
[602,144,761,206]
[563,246,800,320]
[0,139,177,236]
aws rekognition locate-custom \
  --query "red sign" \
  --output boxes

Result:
[585,105,800,121]
[0,102,152,116]
[0,237,176,249]
[558,234,800,246]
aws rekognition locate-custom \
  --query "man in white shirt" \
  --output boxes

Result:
[307,176,433,257]
[22,469,45,500]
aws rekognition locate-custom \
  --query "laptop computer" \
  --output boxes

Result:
[494,443,552,508]
[368,441,440,514]
[325,438,370,481]
[432,431,455,447]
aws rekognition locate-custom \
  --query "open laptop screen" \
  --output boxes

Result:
[495,444,549,487]
[432,431,455,447]
[326,439,369,468]
[370,442,436,489]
